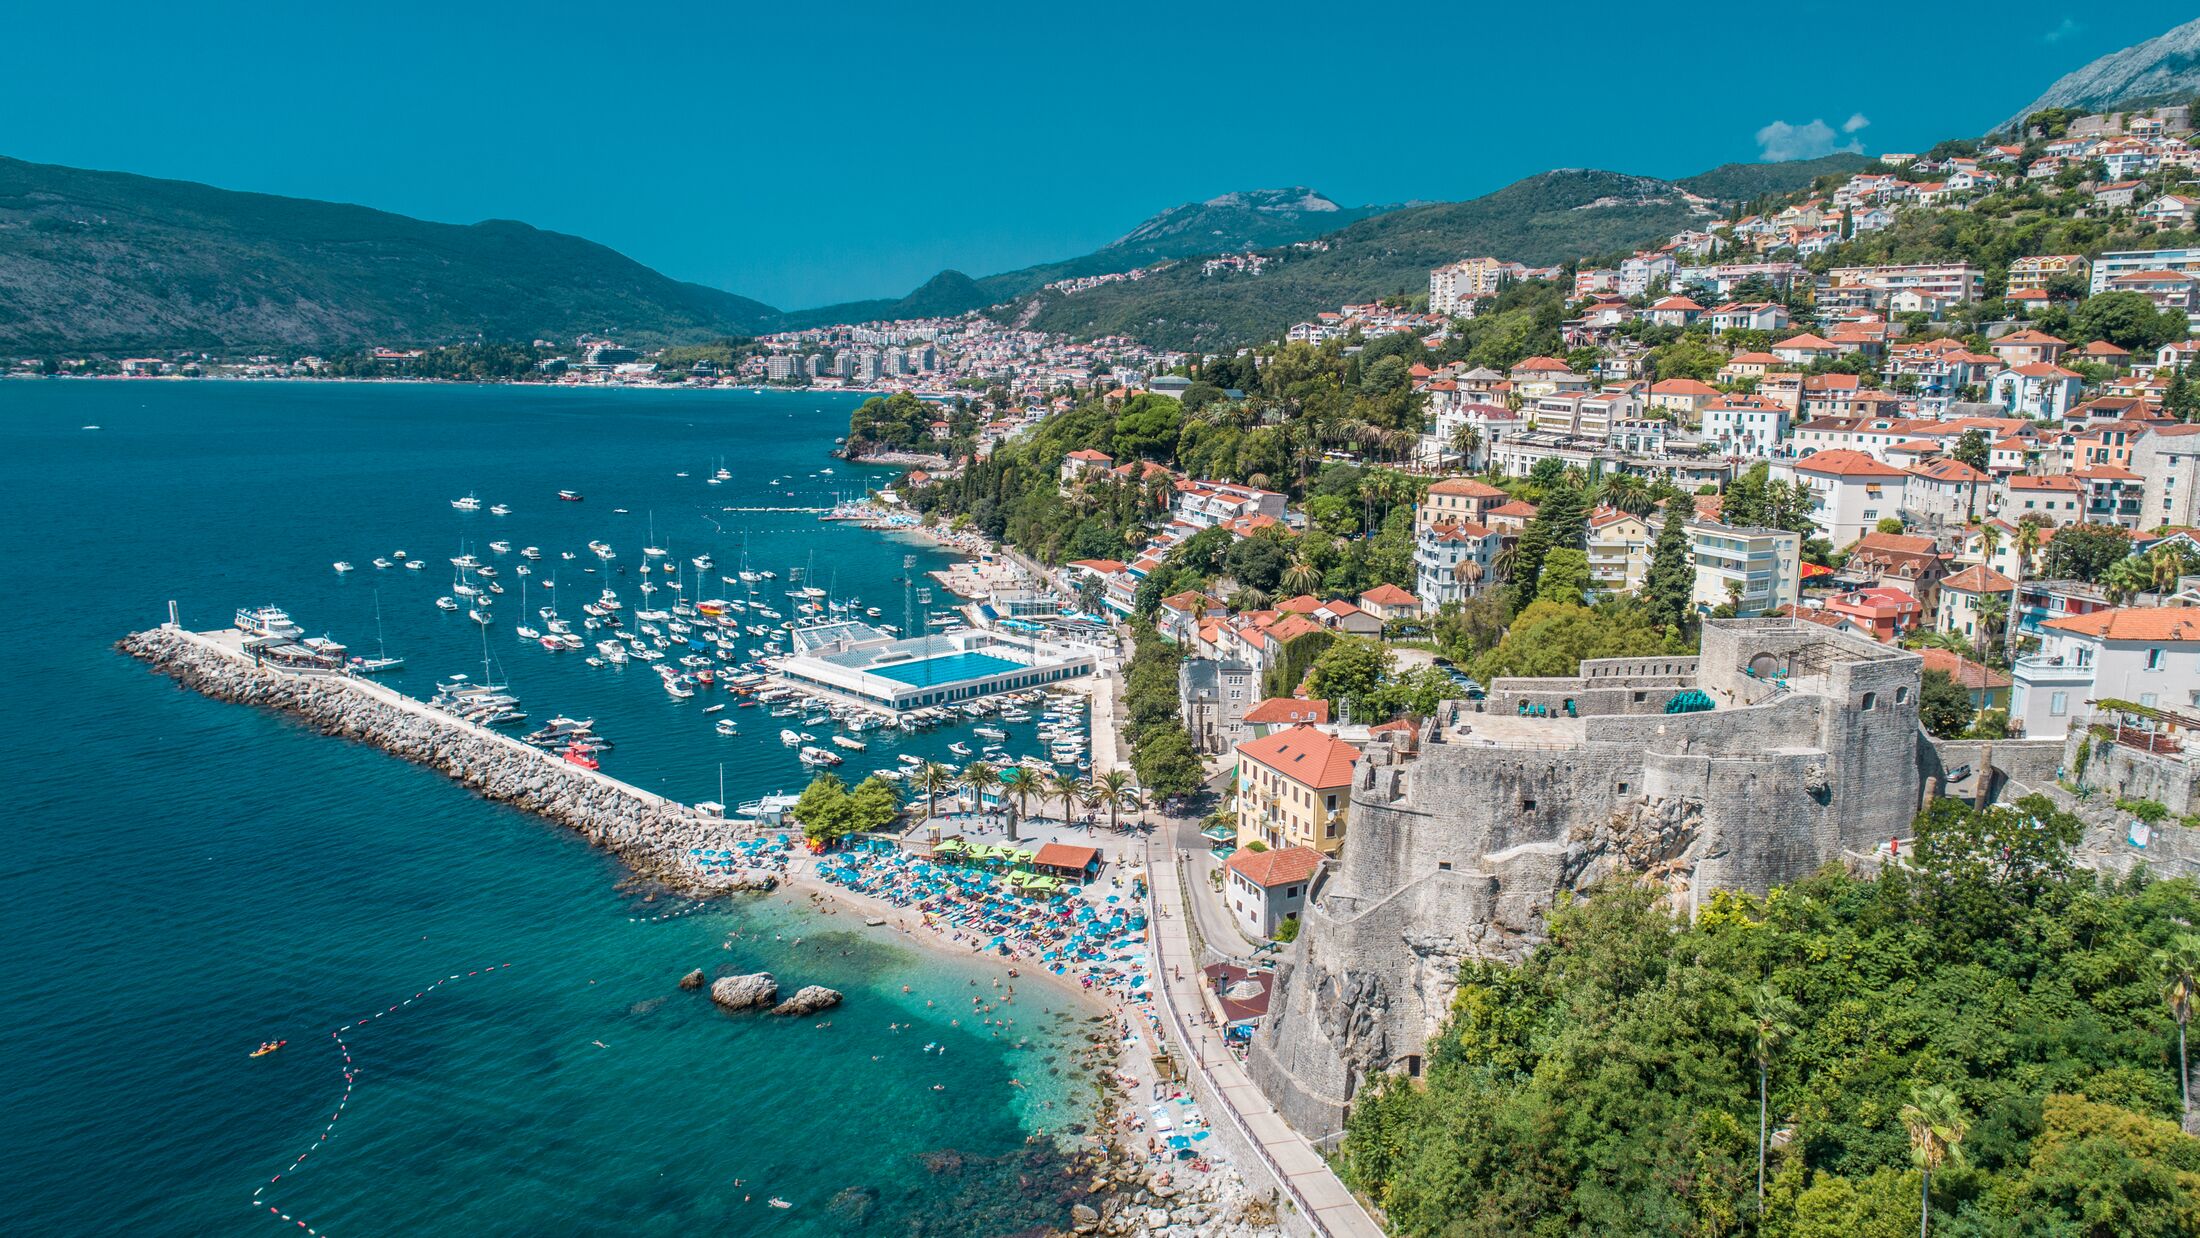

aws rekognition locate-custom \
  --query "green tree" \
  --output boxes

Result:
[2044,522,2134,583]
[913,761,956,820]
[1469,600,1668,682]
[1642,509,1696,633]
[1095,769,1134,833]
[2072,291,2189,353]
[1131,724,1205,797]
[793,773,856,844]
[2158,934,2200,1126]
[1900,1085,1969,1238]
[1536,547,1592,605]
[1917,669,1976,738]
[1748,984,1800,1210]
[1951,429,1990,471]
[1306,637,1395,721]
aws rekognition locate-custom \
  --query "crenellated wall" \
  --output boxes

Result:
[1251,620,1944,1138]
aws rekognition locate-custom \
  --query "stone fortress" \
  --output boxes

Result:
[1249,617,2065,1139]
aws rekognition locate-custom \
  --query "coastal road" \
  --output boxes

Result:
[1143,834,1384,1238]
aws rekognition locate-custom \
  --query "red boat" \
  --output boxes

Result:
[558,489,583,502]
[562,742,599,771]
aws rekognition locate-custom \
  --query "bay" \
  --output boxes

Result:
[0,380,1101,1236]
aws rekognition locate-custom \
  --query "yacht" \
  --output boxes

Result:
[489,540,512,554]
[780,728,804,747]
[436,596,459,611]
[406,560,427,571]
[451,553,481,569]
[372,557,393,570]
[332,561,354,574]
[520,546,542,559]
[489,504,512,516]
[559,490,583,502]
[451,494,482,511]
[716,718,740,736]
[235,605,304,639]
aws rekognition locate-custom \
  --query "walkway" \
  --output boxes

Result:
[1142,835,1384,1238]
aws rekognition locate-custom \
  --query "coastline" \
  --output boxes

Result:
[119,623,1275,1234]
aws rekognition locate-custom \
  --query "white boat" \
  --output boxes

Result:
[948,742,972,756]
[716,718,739,736]
[831,735,866,751]
[516,624,542,640]
[780,728,804,746]
[520,546,542,559]
[973,726,1007,740]
[332,561,353,574]
[372,558,393,570]
[470,607,494,625]
[663,677,695,700]
[451,493,482,511]
[489,540,512,554]
[490,504,511,516]
[406,560,426,571]
[235,605,304,639]
[436,596,459,611]
[451,553,481,569]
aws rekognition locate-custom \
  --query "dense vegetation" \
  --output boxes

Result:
[1120,622,1207,797]
[0,156,778,352]
[1019,170,1773,351]
[1342,794,2200,1238]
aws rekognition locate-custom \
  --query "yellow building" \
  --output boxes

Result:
[1234,724,1361,855]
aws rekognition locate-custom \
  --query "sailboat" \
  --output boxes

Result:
[350,590,404,674]
[515,574,541,641]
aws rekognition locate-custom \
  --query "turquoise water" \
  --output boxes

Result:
[1,382,1106,1236]
[869,652,1024,686]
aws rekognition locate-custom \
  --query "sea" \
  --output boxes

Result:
[1,380,1107,1236]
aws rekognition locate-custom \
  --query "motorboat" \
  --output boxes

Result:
[489,540,512,554]
[406,560,427,571]
[235,605,304,639]
[559,490,583,502]
[451,494,482,511]
[521,546,542,559]
[436,596,460,611]
[490,504,512,516]
[333,561,353,574]
[562,743,599,771]
[372,557,393,570]
[716,718,739,736]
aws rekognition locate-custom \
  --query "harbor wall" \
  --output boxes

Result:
[120,624,768,895]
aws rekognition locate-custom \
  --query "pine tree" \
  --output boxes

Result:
[1644,509,1697,631]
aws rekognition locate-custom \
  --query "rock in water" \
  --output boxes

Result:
[709,972,778,1010]
[679,968,706,991]
[770,985,844,1016]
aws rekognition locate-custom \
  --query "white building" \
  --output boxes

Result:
[1413,521,1499,613]
[1684,517,1801,618]
[2012,608,2200,739]
[1780,450,1909,549]
[1701,395,1790,456]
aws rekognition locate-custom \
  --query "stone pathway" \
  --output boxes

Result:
[1141,836,1384,1238]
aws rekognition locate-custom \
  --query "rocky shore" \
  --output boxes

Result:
[123,624,1285,1236]
[118,625,773,897]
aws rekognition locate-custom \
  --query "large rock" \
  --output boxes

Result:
[679,968,706,991]
[770,984,844,1016]
[709,972,778,1010]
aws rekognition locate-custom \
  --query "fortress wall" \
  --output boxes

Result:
[1578,656,1701,680]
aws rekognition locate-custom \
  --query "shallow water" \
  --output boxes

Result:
[1,380,1101,1235]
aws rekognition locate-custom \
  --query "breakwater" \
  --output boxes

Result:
[120,624,773,896]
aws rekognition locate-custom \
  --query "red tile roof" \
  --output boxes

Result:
[1235,724,1360,789]
[1224,845,1324,889]
[1793,449,1906,478]
[2041,607,2200,641]
[1243,697,1333,725]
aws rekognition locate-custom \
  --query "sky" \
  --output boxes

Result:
[0,3,2176,310]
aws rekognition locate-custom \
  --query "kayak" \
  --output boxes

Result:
[249,1040,287,1058]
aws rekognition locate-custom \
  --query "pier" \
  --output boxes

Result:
[121,622,772,894]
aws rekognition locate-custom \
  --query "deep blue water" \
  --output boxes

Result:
[1,381,1104,1236]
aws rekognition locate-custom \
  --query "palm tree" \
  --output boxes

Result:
[2152,547,2185,599]
[1280,555,1320,597]
[1600,472,1656,517]
[1450,423,1481,468]
[1048,770,1083,825]
[1899,1084,1969,1238]
[1095,769,1134,832]
[1747,985,1800,1210]
[1490,541,1519,585]
[2158,934,2200,1125]
[961,761,1000,818]
[1077,778,1107,825]
[999,765,1036,821]
[914,762,956,821]
[1452,555,1485,595]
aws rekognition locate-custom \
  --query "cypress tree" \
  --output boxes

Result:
[1644,507,1697,632]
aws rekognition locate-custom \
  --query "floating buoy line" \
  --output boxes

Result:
[626,899,709,924]
[252,963,515,1236]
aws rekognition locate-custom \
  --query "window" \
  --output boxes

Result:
[1521,798,1537,812]
[2050,691,2068,716]
[2148,648,2165,671]
[1861,691,1877,711]
[1895,686,1909,704]
[1437,861,1453,872]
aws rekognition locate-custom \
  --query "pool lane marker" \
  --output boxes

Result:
[626,899,708,923]
[252,963,514,1236]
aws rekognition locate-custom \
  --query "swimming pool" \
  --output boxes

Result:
[867,651,1024,687]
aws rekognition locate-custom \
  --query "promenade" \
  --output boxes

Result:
[1141,834,1384,1238]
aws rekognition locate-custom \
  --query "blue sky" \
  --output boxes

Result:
[0,3,2171,309]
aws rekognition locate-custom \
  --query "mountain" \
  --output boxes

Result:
[0,157,780,354]
[1006,170,1707,351]
[1676,152,1873,202]
[774,188,1397,331]
[2002,18,2200,131]
[1097,187,1393,264]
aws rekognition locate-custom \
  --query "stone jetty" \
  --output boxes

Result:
[119,624,772,896]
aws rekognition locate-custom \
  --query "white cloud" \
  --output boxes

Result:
[1755,117,1867,162]
[2043,17,2081,44]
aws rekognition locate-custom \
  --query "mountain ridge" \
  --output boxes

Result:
[2002,17,2200,131]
